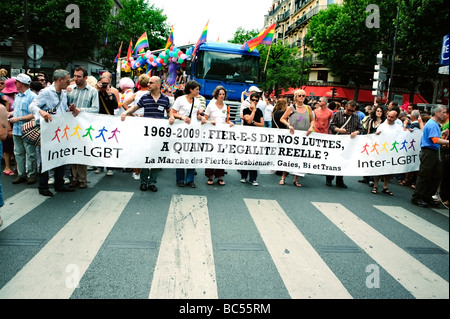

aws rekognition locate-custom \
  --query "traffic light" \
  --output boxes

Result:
[372,51,387,97]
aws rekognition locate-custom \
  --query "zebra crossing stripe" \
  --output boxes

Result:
[0,191,133,299]
[374,205,449,252]
[0,189,49,232]
[312,202,449,299]
[0,171,102,232]
[149,195,218,299]
[245,199,352,299]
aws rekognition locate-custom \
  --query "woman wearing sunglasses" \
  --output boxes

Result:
[240,92,264,186]
[279,89,316,187]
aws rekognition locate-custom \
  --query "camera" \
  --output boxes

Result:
[101,83,108,89]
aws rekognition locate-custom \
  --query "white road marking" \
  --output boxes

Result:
[149,195,217,299]
[375,205,449,252]
[313,202,449,299]
[245,199,352,299]
[0,189,49,232]
[0,191,133,299]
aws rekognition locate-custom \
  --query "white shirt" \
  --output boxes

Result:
[376,121,403,135]
[172,95,202,123]
[264,103,274,121]
[205,100,228,124]
[29,84,69,122]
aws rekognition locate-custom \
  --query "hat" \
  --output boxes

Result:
[249,86,262,93]
[1,78,18,94]
[16,73,31,85]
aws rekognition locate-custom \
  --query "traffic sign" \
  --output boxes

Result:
[27,44,44,60]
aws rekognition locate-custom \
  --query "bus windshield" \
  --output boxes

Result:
[195,51,259,83]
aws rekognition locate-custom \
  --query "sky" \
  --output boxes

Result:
[148,0,273,46]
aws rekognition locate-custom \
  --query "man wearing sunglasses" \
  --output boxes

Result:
[327,100,363,188]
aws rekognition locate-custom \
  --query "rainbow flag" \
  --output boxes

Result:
[192,19,209,60]
[165,26,174,50]
[126,39,133,61]
[134,32,149,55]
[241,23,276,52]
[114,41,123,63]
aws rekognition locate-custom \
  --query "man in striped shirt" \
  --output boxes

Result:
[67,66,99,189]
[326,100,363,188]
[121,76,174,192]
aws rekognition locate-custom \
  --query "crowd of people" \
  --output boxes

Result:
[0,66,449,226]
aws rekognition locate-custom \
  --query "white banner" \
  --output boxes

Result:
[40,112,422,176]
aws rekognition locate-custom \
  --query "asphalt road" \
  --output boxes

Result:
[0,166,448,305]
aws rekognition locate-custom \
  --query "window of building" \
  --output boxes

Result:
[317,70,328,82]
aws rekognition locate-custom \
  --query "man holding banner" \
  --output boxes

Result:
[29,69,74,196]
[121,76,173,192]
[411,105,449,207]
[326,100,363,188]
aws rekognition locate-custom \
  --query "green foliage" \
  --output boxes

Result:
[258,43,304,95]
[229,27,305,94]
[306,1,396,86]
[306,0,448,94]
[395,0,449,78]
[0,0,169,70]
[102,0,169,70]
[228,28,260,44]
[32,0,113,68]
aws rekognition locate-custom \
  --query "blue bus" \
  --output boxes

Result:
[188,42,261,122]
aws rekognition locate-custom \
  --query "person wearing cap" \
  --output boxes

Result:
[1,77,18,177]
[9,74,38,185]
[240,86,266,124]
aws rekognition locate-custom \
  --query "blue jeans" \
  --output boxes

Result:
[176,169,195,184]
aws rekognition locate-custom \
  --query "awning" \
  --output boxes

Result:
[277,86,428,104]
[342,88,428,104]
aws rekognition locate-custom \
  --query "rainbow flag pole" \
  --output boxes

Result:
[165,26,174,50]
[192,19,209,60]
[134,32,149,56]
[241,23,276,53]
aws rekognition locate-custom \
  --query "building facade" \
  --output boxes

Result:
[264,0,343,85]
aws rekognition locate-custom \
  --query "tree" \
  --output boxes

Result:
[31,0,112,68]
[394,0,449,102]
[101,0,169,70]
[229,28,305,95]
[228,27,260,45]
[258,43,305,96]
[306,0,396,101]
[306,0,448,103]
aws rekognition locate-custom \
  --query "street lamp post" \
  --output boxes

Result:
[387,2,400,103]
[23,0,29,70]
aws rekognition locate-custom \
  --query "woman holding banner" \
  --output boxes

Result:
[278,89,315,187]
[240,92,265,186]
[203,86,234,186]
[171,80,206,188]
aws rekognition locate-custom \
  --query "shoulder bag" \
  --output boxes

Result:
[22,91,63,145]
